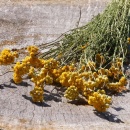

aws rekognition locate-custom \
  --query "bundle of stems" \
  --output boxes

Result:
[38,0,130,66]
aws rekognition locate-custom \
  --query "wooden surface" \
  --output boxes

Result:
[0,0,110,50]
[2,0,130,130]
[0,0,110,5]
[0,65,130,130]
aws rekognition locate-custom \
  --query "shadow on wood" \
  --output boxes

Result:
[94,111,124,123]
[22,94,51,107]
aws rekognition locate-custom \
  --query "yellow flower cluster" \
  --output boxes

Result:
[22,46,44,68]
[9,45,127,112]
[13,46,42,84]
[58,72,71,87]
[88,90,112,112]
[13,46,45,84]
[29,58,60,102]
[30,68,47,87]
[86,61,96,71]
[107,76,127,92]
[119,76,127,86]
[58,61,126,96]
[31,63,86,102]
[98,68,110,75]
[31,75,45,87]
[58,71,87,90]
[115,57,123,68]
[23,55,44,68]
[83,87,93,98]
[64,86,79,100]
[109,65,122,79]
[51,69,62,81]
[52,64,75,83]
[95,75,109,89]
[28,67,35,77]
[30,58,60,84]
[30,86,43,102]
[30,73,44,103]
[83,80,97,90]
[108,58,123,79]
[79,61,96,72]
[27,45,39,57]
[13,62,30,84]
[95,54,106,66]
[43,58,60,69]
[0,49,18,65]
[127,37,130,44]
[45,75,53,84]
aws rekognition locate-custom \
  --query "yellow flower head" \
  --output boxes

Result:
[30,86,44,102]
[127,37,130,44]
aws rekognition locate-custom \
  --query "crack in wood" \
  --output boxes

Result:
[76,6,82,28]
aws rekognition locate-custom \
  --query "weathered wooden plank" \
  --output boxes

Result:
[2,0,130,130]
